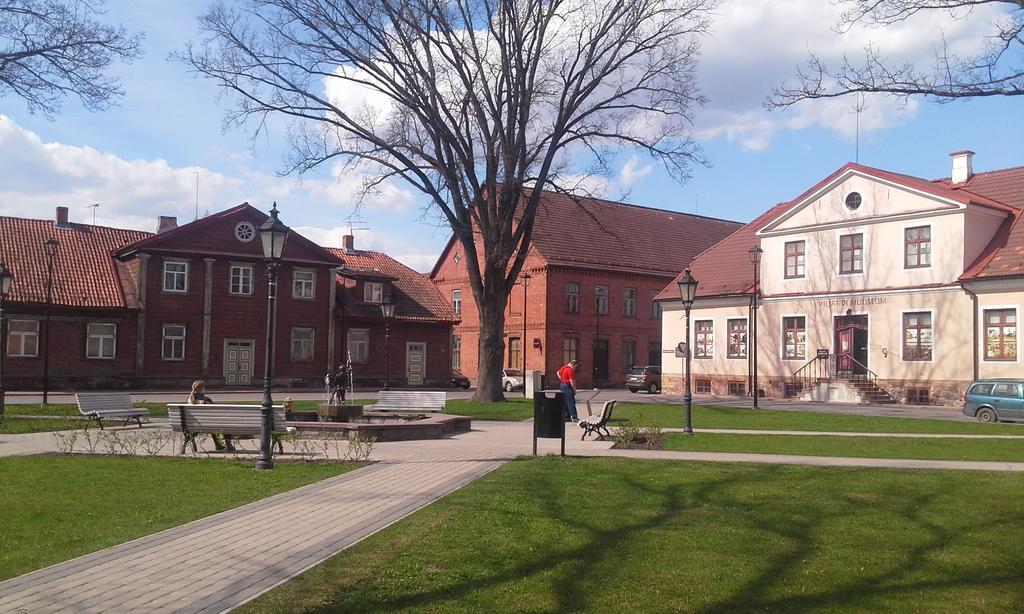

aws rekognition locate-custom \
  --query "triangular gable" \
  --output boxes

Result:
[115,203,342,265]
[760,164,969,235]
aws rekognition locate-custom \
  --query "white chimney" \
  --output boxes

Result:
[950,150,975,184]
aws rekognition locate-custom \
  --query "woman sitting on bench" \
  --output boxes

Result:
[187,379,233,452]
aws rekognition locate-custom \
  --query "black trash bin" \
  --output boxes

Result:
[534,390,566,455]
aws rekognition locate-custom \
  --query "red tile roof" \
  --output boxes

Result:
[328,248,458,323]
[0,216,150,308]
[523,190,742,275]
[655,202,791,301]
[955,165,1024,280]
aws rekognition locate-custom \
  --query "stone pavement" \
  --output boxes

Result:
[4,418,1024,613]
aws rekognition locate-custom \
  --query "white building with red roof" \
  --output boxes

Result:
[657,152,1024,405]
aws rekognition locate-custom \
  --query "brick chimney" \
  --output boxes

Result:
[950,150,975,184]
[342,234,355,254]
[157,216,178,234]
[55,206,69,227]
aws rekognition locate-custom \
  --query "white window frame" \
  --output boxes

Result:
[162,260,189,293]
[726,317,749,360]
[348,328,370,362]
[623,288,637,318]
[693,318,714,359]
[87,322,117,360]
[229,264,254,296]
[452,289,462,315]
[980,304,1020,363]
[899,308,935,363]
[161,324,186,361]
[364,282,383,304]
[837,231,866,276]
[293,269,316,300]
[780,314,807,361]
[7,319,39,357]
[290,327,315,362]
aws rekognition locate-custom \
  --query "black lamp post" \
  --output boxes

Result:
[748,246,763,409]
[521,273,531,398]
[257,203,289,471]
[380,302,395,390]
[42,238,58,404]
[594,286,604,386]
[0,262,12,426]
[677,269,698,435]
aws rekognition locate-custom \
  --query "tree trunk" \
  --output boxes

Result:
[473,279,509,403]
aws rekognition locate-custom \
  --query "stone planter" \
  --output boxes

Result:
[317,404,364,422]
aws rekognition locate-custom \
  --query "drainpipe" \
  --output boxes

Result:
[963,284,979,381]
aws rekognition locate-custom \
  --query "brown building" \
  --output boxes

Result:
[430,190,741,388]
[0,205,456,390]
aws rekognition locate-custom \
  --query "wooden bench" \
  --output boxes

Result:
[75,392,151,429]
[166,404,295,454]
[579,400,616,441]
[374,391,446,413]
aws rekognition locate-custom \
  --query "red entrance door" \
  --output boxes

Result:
[836,327,854,372]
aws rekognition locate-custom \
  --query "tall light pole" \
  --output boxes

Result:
[748,246,763,409]
[677,269,698,435]
[42,238,58,404]
[594,286,604,386]
[380,302,395,390]
[257,203,289,471]
[0,262,12,426]
[521,273,531,398]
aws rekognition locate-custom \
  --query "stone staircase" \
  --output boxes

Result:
[843,377,898,404]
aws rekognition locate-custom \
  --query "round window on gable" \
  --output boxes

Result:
[235,221,256,243]
[845,192,862,211]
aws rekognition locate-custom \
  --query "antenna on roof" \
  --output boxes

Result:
[194,171,200,221]
[86,203,101,225]
[344,211,369,242]
[852,93,867,164]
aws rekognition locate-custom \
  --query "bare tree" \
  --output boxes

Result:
[182,0,715,400]
[768,0,1024,107]
[0,0,142,117]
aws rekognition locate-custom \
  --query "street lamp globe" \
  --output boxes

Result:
[259,202,289,261]
[677,268,698,307]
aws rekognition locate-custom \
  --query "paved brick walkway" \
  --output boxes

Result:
[5,419,1024,612]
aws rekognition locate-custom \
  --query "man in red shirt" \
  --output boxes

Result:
[557,359,579,422]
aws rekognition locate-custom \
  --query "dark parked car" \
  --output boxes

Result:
[450,370,471,389]
[963,379,1024,422]
[627,365,661,394]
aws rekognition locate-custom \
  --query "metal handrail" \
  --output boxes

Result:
[844,355,880,388]
[789,354,833,396]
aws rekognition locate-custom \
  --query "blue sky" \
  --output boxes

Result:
[1,0,1021,272]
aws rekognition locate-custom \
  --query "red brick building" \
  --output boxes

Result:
[0,205,456,390]
[430,190,741,388]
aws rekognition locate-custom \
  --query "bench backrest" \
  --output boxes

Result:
[598,400,616,424]
[375,391,447,411]
[76,392,136,414]
[166,404,289,435]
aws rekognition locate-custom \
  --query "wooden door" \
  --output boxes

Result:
[224,340,254,385]
[406,342,426,385]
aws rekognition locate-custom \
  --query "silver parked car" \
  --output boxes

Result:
[502,369,524,392]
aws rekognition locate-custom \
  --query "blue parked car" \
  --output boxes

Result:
[963,380,1024,423]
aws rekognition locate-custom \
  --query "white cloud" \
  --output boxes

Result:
[620,156,653,186]
[0,115,418,232]
[696,0,1005,149]
[292,225,440,273]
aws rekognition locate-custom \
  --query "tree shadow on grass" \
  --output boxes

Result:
[296,460,1024,613]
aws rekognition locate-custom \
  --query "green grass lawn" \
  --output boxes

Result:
[0,416,86,434]
[0,455,357,581]
[443,397,533,420]
[663,432,1024,462]
[612,403,1021,434]
[239,457,1024,613]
